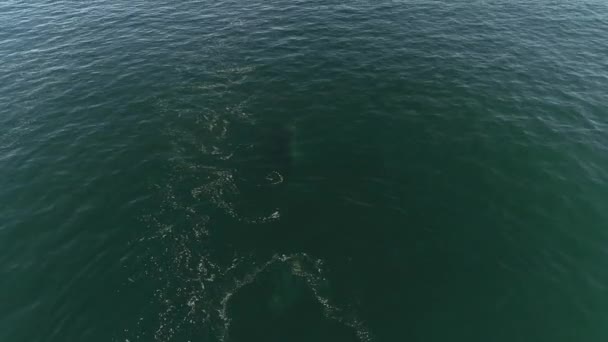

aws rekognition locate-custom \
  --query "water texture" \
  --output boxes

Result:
[1,1,608,341]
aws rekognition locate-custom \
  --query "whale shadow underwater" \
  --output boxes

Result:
[225,122,295,216]
[225,259,360,342]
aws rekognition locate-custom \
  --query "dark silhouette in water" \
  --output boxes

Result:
[229,123,294,218]
[260,123,294,179]
[226,263,359,342]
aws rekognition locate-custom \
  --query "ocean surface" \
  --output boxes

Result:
[1,1,608,341]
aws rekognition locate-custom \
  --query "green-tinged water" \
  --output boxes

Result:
[1,1,608,341]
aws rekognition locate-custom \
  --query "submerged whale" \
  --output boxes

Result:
[225,260,359,342]
[222,123,297,225]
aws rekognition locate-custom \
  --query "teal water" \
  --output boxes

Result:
[2,1,608,341]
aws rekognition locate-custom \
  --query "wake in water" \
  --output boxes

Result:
[123,62,371,342]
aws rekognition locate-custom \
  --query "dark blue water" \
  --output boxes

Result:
[1,1,608,341]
